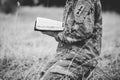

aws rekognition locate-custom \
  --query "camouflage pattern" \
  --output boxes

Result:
[40,0,103,80]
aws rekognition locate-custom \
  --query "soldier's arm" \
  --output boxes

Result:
[55,4,93,43]
[55,0,102,44]
[55,25,92,43]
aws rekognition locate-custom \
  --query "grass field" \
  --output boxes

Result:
[0,6,120,80]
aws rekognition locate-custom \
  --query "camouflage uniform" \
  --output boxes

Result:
[40,0,103,80]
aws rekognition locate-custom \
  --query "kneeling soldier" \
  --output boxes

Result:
[40,0,102,80]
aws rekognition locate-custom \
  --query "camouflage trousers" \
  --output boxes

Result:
[40,50,110,80]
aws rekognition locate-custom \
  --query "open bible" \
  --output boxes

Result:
[34,17,64,31]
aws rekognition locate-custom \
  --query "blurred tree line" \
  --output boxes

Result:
[0,0,120,14]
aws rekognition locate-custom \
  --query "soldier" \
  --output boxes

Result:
[40,0,102,80]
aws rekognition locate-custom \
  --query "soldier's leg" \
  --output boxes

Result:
[40,51,66,78]
[40,50,98,80]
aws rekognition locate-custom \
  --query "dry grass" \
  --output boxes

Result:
[0,6,120,80]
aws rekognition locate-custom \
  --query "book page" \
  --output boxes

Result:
[35,17,64,31]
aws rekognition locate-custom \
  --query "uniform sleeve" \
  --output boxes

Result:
[55,4,93,43]
[56,24,92,44]
[55,0,102,44]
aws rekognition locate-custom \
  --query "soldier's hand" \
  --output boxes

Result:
[41,31,59,37]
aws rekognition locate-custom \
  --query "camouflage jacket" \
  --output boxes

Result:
[56,0,102,54]
[41,0,103,80]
